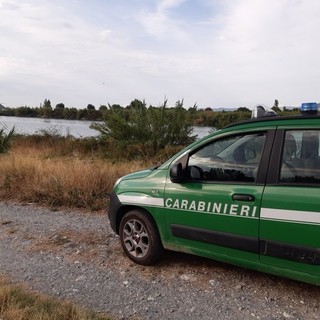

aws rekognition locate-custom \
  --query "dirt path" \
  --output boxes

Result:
[0,202,319,319]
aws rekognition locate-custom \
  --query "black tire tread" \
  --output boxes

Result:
[119,209,164,265]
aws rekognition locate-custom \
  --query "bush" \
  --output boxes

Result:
[91,99,196,159]
[200,111,251,128]
[0,126,15,154]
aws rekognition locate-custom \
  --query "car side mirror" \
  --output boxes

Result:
[189,166,203,180]
[170,163,185,183]
[245,149,256,161]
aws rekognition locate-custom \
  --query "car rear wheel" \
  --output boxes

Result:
[119,209,164,265]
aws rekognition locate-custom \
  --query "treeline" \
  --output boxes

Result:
[0,98,300,128]
[0,99,103,121]
[89,99,299,159]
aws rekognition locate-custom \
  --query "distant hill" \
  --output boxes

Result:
[0,104,5,110]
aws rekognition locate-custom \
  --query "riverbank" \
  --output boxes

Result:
[0,115,212,138]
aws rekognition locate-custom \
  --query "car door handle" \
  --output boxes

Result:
[232,194,255,202]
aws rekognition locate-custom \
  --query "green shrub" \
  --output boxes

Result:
[91,99,196,159]
[0,126,15,154]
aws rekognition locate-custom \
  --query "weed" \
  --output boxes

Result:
[0,276,110,319]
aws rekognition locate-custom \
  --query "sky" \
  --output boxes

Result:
[0,0,320,110]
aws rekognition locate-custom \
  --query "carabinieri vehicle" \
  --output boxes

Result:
[108,103,320,286]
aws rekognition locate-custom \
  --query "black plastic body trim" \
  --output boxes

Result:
[266,129,285,184]
[260,240,320,265]
[255,129,276,184]
[108,191,121,233]
[171,224,320,266]
[171,224,259,253]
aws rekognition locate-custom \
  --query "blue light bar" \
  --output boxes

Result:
[301,102,318,115]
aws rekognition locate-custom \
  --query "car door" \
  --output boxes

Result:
[260,127,320,280]
[164,129,275,263]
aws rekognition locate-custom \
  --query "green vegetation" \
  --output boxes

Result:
[0,98,300,126]
[0,98,301,210]
[91,99,196,158]
[0,99,102,121]
[0,126,15,154]
[0,276,110,320]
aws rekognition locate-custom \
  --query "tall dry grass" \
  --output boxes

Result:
[0,137,150,211]
[0,276,110,320]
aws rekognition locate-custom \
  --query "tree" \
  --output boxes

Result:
[63,107,78,120]
[188,104,198,114]
[43,99,51,109]
[14,106,38,117]
[55,103,65,109]
[272,99,281,113]
[0,107,14,116]
[126,99,146,110]
[53,103,65,119]
[87,104,95,110]
[40,99,52,118]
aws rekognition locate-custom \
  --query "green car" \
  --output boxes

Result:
[108,104,320,286]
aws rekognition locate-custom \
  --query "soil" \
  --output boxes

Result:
[0,202,319,320]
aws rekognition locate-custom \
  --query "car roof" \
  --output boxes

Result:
[224,114,320,129]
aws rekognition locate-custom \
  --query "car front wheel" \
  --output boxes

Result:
[119,209,164,265]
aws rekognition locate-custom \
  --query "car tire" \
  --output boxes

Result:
[119,209,164,265]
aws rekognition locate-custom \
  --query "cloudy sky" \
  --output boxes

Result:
[0,0,319,109]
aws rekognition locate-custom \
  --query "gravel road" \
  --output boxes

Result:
[0,202,319,320]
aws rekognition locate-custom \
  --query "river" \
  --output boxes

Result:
[0,116,212,139]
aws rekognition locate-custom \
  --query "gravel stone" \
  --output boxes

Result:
[0,202,319,319]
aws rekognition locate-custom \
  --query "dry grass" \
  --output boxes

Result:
[0,276,110,320]
[0,137,150,211]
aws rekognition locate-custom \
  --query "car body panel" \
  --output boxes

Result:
[108,114,320,285]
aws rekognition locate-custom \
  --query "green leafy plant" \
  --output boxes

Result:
[0,126,15,154]
[91,99,196,159]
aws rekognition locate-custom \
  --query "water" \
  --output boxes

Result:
[0,116,213,139]
[193,126,214,138]
[0,116,99,138]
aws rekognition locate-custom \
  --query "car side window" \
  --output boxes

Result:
[188,132,266,182]
[280,130,320,183]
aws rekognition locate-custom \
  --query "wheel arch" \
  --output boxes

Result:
[115,205,155,234]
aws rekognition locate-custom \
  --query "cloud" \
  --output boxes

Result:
[100,29,112,42]
[184,0,320,106]
[1,0,320,108]
[136,0,189,40]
